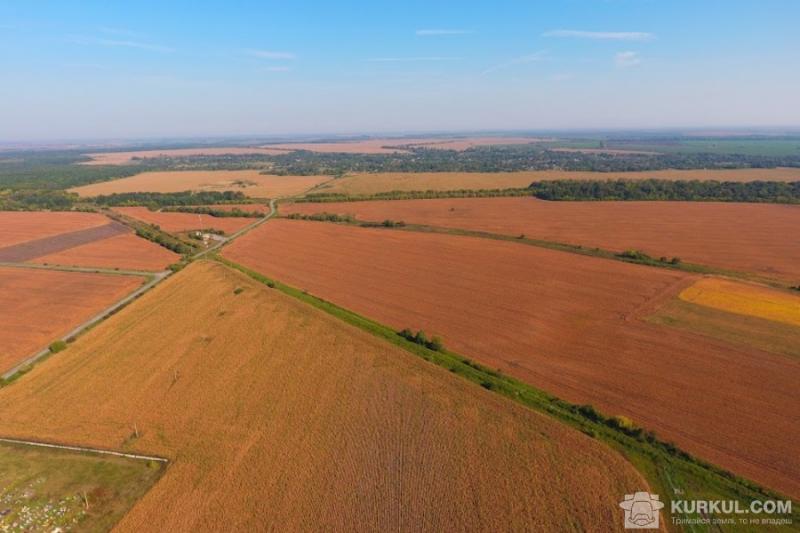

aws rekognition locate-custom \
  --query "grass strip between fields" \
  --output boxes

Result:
[213,254,799,531]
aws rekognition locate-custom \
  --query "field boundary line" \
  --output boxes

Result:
[0,436,168,463]
[0,261,159,278]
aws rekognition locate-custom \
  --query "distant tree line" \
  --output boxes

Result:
[162,206,263,218]
[285,212,356,223]
[529,179,800,203]
[0,189,79,210]
[257,145,800,176]
[91,190,250,207]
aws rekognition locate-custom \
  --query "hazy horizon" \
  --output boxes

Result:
[2,0,799,141]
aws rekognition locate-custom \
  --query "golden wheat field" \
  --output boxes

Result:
[0,261,648,532]
[679,278,800,327]
[70,170,331,198]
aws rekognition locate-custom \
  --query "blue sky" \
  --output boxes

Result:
[1,0,798,140]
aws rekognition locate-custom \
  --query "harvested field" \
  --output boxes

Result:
[0,261,647,531]
[0,211,109,248]
[70,170,330,198]
[679,278,800,327]
[224,220,800,498]
[0,221,129,263]
[114,206,254,234]
[32,233,179,271]
[81,147,287,165]
[314,168,800,195]
[0,267,142,372]
[263,136,542,154]
[283,197,800,282]
[648,297,800,359]
[0,440,163,533]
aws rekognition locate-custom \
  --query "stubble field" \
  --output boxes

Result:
[223,219,800,498]
[315,168,800,195]
[70,170,330,198]
[0,267,143,372]
[0,261,647,532]
[0,211,179,271]
[113,207,255,234]
[283,197,800,282]
[0,211,110,248]
[32,233,179,271]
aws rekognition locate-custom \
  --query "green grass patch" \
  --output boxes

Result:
[0,441,165,532]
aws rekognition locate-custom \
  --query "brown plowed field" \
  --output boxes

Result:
[0,211,109,248]
[33,234,179,271]
[0,267,142,372]
[224,220,800,498]
[284,197,800,281]
[0,261,647,531]
[113,207,254,234]
[315,168,800,195]
[70,170,330,198]
[81,147,287,165]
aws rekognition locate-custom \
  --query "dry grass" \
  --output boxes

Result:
[0,212,109,248]
[32,233,179,271]
[315,168,800,195]
[0,261,647,531]
[679,278,800,327]
[0,267,143,372]
[224,220,800,498]
[283,197,800,282]
[70,170,331,198]
[81,147,287,165]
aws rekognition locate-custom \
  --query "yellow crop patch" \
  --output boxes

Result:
[679,278,800,327]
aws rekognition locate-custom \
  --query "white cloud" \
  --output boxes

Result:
[481,51,548,76]
[69,35,173,52]
[615,51,641,68]
[244,49,296,60]
[367,56,461,62]
[544,30,655,41]
[416,29,473,36]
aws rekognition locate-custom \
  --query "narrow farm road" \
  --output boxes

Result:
[2,199,277,380]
